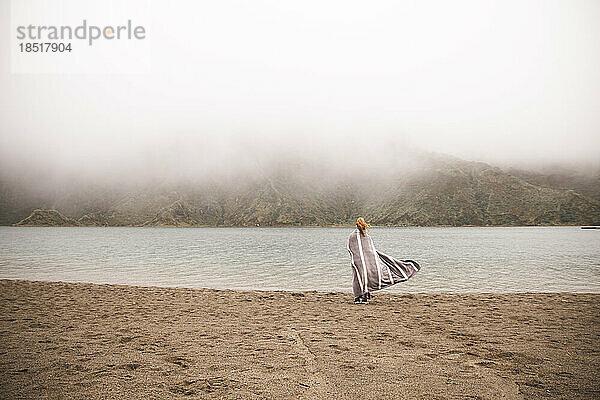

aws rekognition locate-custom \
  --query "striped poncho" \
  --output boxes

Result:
[347,229,420,297]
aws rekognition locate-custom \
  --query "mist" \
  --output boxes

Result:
[1,0,600,187]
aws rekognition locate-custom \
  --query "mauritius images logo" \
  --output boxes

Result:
[16,20,146,46]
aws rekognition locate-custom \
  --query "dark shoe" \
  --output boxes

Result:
[354,297,365,304]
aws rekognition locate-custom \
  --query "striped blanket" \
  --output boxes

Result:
[347,229,420,297]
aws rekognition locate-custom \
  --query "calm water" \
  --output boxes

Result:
[0,227,598,293]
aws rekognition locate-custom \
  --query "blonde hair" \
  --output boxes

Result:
[356,217,370,236]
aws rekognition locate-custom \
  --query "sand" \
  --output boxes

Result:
[0,280,599,399]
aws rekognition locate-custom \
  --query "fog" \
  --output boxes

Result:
[1,0,599,186]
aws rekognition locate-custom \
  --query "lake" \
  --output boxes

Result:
[0,226,598,293]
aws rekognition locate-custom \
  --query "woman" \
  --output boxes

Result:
[347,217,420,304]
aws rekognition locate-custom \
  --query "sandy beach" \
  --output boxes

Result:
[0,280,598,399]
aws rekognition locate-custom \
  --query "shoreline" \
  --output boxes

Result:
[4,224,594,228]
[1,279,598,399]
[1,278,599,295]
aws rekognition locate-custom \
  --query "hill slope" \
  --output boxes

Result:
[4,156,600,227]
[14,209,80,227]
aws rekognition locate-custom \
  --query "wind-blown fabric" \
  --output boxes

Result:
[347,229,420,297]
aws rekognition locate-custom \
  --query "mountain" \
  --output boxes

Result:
[508,167,600,203]
[368,161,600,226]
[4,155,600,227]
[143,200,203,227]
[14,209,80,227]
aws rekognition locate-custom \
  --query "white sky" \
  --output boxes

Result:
[1,0,599,180]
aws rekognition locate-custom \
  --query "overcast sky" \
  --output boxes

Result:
[1,0,599,181]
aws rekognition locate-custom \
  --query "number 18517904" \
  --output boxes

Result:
[19,43,72,52]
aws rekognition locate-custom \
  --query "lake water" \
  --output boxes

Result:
[0,226,598,293]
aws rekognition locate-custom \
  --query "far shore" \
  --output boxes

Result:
[1,279,598,399]
[4,224,595,228]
